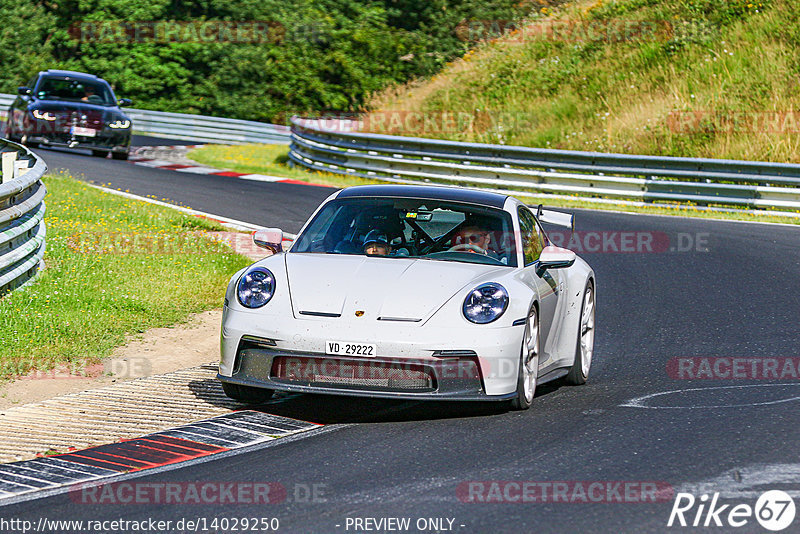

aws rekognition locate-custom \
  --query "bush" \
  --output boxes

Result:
[2,0,535,123]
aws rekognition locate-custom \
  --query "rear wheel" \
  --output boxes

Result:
[91,150,108,158]
[565,279,595,385]
[510,304,539,410]
[220,382,274,404]
[111,151,129,161]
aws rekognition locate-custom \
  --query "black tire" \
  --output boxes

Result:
[564,279,595,386]
[111,151,129,160]
[221,382,274,404]
[510,304,539,410]
[21,136,39,148]
[91,150,108,158]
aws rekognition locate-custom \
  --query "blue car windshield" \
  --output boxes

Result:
[291,197,518,267]
[35,77,116,106]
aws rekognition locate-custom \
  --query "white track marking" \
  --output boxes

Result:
[677,463,800,499]
[172,166,223,174]
[621,383,800,409]
[129,159,179,168]
[85,183,297,237]
[238,173,284,182]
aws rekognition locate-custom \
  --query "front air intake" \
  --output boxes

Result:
[271,356,436,392]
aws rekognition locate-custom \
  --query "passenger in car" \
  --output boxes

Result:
[362,230,391,256]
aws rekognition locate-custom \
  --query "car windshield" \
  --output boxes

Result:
[35,77,116,106]
[291,197,517,267]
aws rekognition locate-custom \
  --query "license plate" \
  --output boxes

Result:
[326,341,376,357]
[72,126,97,137]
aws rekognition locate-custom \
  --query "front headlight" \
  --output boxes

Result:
[32,109,56,121]
[109,119,131,129]
[463,283,509,324]
[237,267,275,308]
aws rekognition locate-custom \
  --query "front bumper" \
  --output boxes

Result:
[219,306,525,400]
[219,345,517,401]
[26,130,130,153]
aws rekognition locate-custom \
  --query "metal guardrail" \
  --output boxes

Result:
[289,117,800,214]
[0,93,290,145]
[0,139,47,296]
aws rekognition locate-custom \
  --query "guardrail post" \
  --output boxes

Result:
[14,159,29,179]
[1,151,16,184]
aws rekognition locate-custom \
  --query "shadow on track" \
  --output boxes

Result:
[188,377,564,424]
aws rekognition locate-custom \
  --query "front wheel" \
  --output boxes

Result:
[20,135,38,148]
[91,150,108,158]
[5,124,17,142]
[220,382,274,404]
[510,304,539,410]
[111,151,129,160]
[564,279,595,385]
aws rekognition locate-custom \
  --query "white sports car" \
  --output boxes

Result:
[218,185,595,409]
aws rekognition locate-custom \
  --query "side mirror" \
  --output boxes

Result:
[253,228,284,254]
[17,86,30,96]
[118,98,132,107]
[536,245,576,277]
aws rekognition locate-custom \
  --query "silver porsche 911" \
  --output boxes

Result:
[218,185,595,409]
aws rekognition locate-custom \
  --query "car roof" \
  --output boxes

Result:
[40,70,104,82]
[336,185,509,209]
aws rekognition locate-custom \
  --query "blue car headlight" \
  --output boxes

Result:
[237,267,275,308]
[463,283,509,324]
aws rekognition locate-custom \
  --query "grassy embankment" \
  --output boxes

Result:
[370,0,798,161]
[0,172,251,379]
[187,143,383,189]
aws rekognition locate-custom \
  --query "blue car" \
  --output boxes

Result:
[7,69,132,160]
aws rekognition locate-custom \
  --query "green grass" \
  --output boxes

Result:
[188,144,383,189]
[0,171,251,379]
[188,143,800,225]
[369,0,800,163]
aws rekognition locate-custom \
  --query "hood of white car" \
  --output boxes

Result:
[285,253,506,323]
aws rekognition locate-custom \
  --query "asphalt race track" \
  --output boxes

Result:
[3,139,800,533]
[39,136,332,233]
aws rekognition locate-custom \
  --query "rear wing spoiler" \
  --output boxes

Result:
[535,205,575,231]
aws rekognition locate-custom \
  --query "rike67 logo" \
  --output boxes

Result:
[668,490,796,531]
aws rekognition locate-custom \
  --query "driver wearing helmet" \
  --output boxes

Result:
[362,229,391,256]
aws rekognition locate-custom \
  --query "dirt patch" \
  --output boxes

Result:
[0,310,223,410]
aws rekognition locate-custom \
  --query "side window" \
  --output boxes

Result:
[518,207,544,266]
[28,75,39,92]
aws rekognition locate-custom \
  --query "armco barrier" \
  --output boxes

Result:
[0,139,47,295]
[0,93,290,145]
[289,117,800,214]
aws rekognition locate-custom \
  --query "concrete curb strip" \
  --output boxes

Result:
[0,364,317,466]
